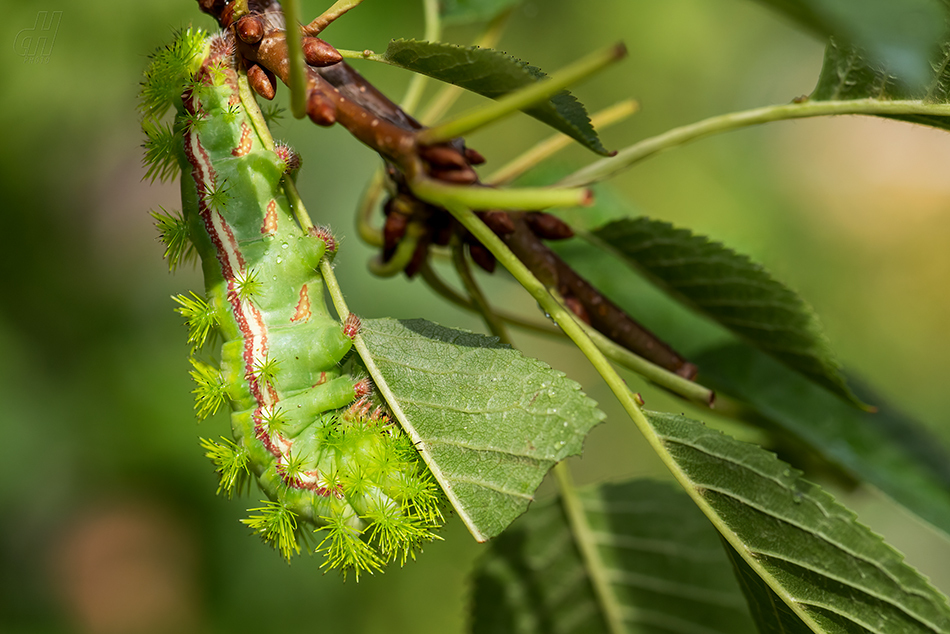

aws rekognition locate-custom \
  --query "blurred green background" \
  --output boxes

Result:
[3,0,950,632]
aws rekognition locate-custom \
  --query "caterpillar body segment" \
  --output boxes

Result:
[143,30,442,577]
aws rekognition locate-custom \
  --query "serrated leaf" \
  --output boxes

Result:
[812,34,950,131]
[646,410,950,633]
[554,232,950,536]
[359,318,605,542]
[755,0,944,88]
[590,217,863,407]
[383,39,609,155]
[470,479,756,634]
[695,343,950,539]
[806,3,950,131]
[440,0,521,24]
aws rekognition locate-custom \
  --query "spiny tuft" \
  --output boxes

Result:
[252,354,280,389]
[200,437,250,498]
[140,28,208,120]
[173,292,218,351]
[315,513,382,581]
[189,358,229,420]
[242,501,301,562]
[262,104,285,125]
[142,120,182,183]
[233,267,263,303]
[152,207,195,270]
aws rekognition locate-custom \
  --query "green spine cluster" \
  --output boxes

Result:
[140,30,443,578]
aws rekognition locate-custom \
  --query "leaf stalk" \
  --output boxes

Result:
[559,98,950,187]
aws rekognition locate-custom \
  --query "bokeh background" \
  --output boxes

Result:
[3,0,949,632]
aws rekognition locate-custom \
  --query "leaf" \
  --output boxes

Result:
[806,3,950,131]
[470,479,757,634]
[440,0,521,24]
[590,217,863,407]
[358,318,605,542]
[646,410,950,633]
[754,0,945,88]
[722,541,820,634]
[553,229,950,538]
[695,342,950,539]
[811,35,950,131]
[382,39,609,155]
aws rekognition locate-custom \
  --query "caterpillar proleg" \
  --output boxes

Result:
[141,29,443,578]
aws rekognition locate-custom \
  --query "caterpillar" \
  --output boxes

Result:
[140,29,443,578]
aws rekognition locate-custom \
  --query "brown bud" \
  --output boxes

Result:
[464,147,487,165]
[247,63,276,100]
[478,211,516,235]
[383,209,409,254]
[219,1,238,27]
[429,167,478,185]
[563,294,590,324]
[525,212,574,240]
[433,223,454,246]
[469,243,496,273]
[676,362,699,381]
[236,15,264,43]
[307,91,337,126]
[419,144,470,170]
[404,243,429,278]
[303,38,343,66]
[197,0,223,18]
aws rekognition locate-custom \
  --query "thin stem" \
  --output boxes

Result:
[237,67,276,152]
[488,99,639,186]
[410,176,591,211]
[283,178,314,231]
[304,0,367,35]
[553,463,627,634]
[421,259,713,403]
[419,263,563,337]
[573,315,714,407]
[336,49,392,64]
[367,222,424,277]
[558,98,950,187]
[356,168,386,247]
[418,44,628,145]
[283,0,308,119]
[450,241,511,341]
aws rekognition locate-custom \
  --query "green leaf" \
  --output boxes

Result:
[811,35,950,131]
[359,318,605,542]
[754,0,945,88]
[806,3,950,131]
[470,479,757,634]
[695,343,950,539]
[382,39,609,155]
[722,541,817,634]
[440,0,521,24]
[645,410,950,633]
[590,217,863,407]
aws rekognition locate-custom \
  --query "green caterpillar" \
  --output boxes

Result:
[141,29,443,577]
